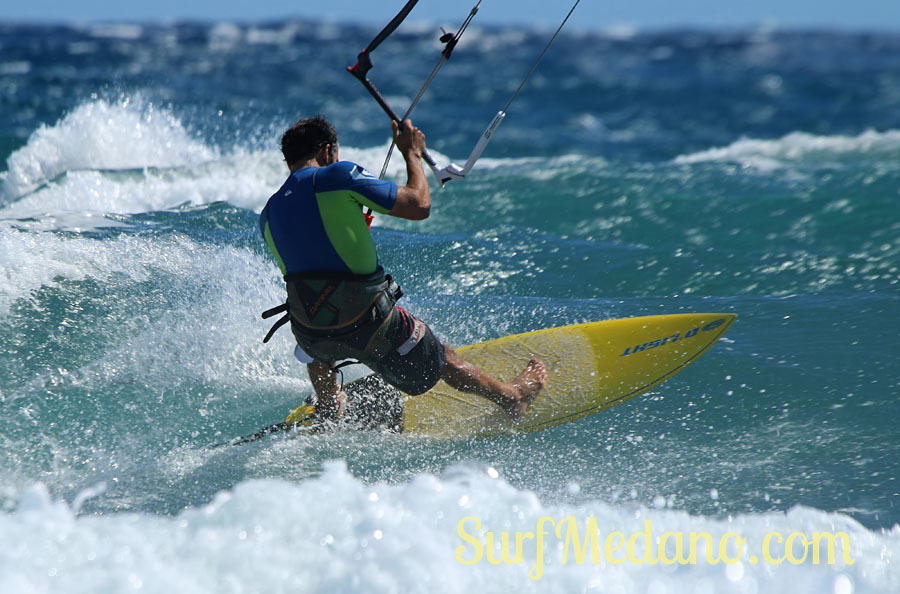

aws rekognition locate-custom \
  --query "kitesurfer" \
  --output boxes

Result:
[259,115,546,422]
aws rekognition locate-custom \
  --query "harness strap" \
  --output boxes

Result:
[261,303,290,344]
[262,303,288,319]
[262,312,290,344]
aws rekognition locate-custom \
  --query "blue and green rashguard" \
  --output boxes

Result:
[259,161,397,276]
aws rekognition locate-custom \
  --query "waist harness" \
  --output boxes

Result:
[262,266,403,364]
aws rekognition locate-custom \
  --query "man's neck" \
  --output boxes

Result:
[289,159,320,174]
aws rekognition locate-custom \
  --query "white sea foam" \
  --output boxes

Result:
[1,462,897,593]
[674,129,900,171]
[1,153,286,217]
[0,230,301,403]
[0,224,143,314]
[1,98,218,202]
[0,225,141,317]
[65,236,297,390]
[0,219,282,332]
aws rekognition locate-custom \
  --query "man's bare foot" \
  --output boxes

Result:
[440,347,547,418]
[502,358,548,418]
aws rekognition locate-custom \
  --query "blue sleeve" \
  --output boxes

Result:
[315,161,398,214]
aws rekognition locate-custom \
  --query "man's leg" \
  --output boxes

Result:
[307,361,346,420]
[440,345,547,417]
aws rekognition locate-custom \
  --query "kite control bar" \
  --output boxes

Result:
[347,0,579,186]
[347,1,494,186]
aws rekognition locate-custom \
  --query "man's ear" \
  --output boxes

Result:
[316,144,331,166]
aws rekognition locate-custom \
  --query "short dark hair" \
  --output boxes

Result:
[280,115,338,166]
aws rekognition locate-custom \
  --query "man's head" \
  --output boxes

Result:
[281,115,338,170]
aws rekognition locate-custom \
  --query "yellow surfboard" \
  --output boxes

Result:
[273,313,736,440]
[401,313,737,437]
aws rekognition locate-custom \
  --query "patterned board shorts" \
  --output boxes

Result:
[294,306,447,396]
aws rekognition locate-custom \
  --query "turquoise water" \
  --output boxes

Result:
[1,20,898,592]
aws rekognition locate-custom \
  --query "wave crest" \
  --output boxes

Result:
[674,129,900,170]
[1,97,216,202]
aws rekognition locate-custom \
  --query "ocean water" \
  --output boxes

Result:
[1,18,899,593]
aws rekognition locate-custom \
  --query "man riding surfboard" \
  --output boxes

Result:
[259,115,546,423]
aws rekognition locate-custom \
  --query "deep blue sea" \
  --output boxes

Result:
[1,17,899,593]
